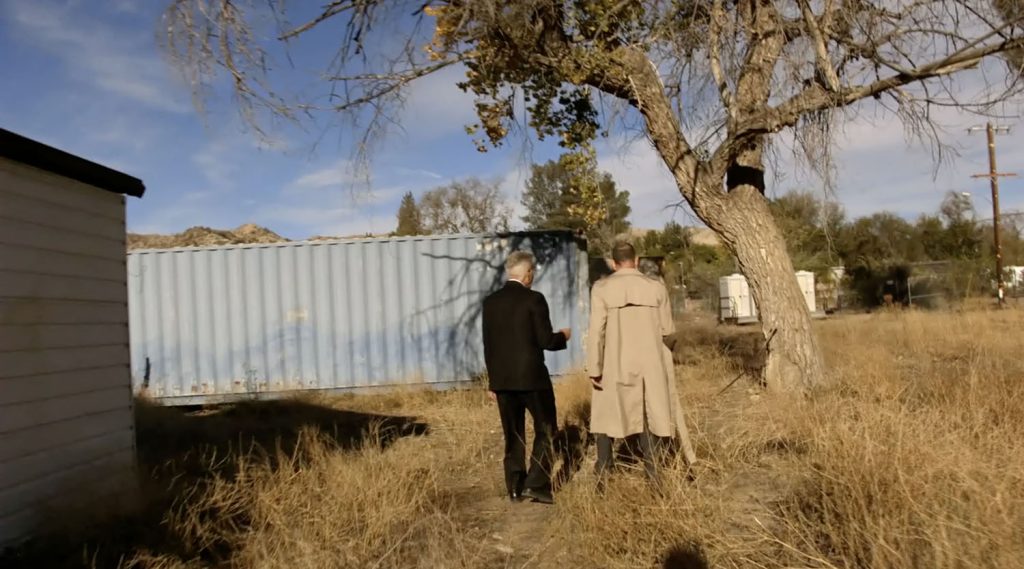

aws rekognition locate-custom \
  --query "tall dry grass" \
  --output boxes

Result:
[123,389,506,569]
[4,309,1022,569]
[769,310,1024,569]
[553,309,1024,568]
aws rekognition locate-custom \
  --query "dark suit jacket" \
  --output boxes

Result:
[482,281,568,391]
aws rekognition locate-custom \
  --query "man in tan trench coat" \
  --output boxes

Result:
[587,242,696,484]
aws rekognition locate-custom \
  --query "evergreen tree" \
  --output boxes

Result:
[520,149,630,253]
[394,192,422,236]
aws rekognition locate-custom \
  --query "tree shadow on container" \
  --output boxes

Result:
[415,230,583,383]
[0,397,429,569]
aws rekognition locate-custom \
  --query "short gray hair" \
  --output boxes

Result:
[639,258,661,278]
[505,251,535,276]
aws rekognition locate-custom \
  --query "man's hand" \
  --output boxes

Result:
[590,376,603,390]
[559,328,572,341]
[488,391,497,402]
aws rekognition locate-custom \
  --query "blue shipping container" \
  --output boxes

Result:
[127,231,589,405]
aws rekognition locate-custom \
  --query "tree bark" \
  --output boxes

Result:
[709,184,826,392]
[570,41,828,392]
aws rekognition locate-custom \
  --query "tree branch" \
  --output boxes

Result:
[279,1,362,40]
[328,58,460,111]
[732,1,786,117]
[797,0,840,92]
[709,0,735,118]
[585,47,704,201]
[750,34,1024,137]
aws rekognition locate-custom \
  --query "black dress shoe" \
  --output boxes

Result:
[522,487,554,504]
[508,490,524,503]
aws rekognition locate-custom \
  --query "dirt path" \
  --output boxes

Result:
[448,380,793,568]
[478,496,559,568]
[460,429,566,569]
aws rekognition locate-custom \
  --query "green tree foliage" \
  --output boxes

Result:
[394,192,423,236]
[838,212,923,269]
[520,149,630,253]
[769,191,845,275]
[937,192,982,260]
[639,221,689,257]
[637,222,736,303]
[759,190,1014,306]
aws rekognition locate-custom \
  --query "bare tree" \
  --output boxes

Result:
[164,1,1024,391]
[418,178,512,234]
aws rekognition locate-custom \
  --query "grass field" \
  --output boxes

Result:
[3,308,1023,568]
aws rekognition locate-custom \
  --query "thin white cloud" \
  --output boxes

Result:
[596,138,696,228]
[270,159,453,236]
[255,195,398,238]
[395,167,444,180]
[192,136,245,193]
[258,205,357,228]
[4,0,190,113]
[287,159,358,192]
[109,0,141,14]
[126,200,229,234]
[590,92,1024,229]
[399,64,478,140]
[821,102,1014,218]
[312,214,401,238]
[187,120,293,194]
[498,162,533,229]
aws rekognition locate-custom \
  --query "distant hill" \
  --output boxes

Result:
[627,226,722,248]
[127,224,288,250]
[127,224,722,250]
[687,227,721,247]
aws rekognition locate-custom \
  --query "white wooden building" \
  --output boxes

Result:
[0,128,145,546]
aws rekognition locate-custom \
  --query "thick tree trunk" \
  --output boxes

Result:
[577,43,827,391]
[712,186,826,391]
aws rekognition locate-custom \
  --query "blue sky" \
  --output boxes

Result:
[3,0,1024,239]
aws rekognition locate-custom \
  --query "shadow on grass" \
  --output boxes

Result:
[0,397,429,569]
[662,541,710,569]
[553,424,587,490]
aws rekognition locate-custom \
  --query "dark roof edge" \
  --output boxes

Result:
[0,128,145,197]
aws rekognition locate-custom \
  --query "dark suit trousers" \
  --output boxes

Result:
[595,432,661,480]
[495,389,557,494]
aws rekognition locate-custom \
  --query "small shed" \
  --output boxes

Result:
[0,128,145,546]
[719,273,757,323]
[795,270,817,314]
[719,271,823,324]
[1006,265,1024,291]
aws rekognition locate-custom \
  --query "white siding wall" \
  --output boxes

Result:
[0,158,137,546]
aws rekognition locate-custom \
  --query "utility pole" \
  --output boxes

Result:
[968,122,1016,307]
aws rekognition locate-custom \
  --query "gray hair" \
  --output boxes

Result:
[639,258,661,278]
[505,251,535,278]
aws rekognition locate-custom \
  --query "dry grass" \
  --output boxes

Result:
[553,309,1024,569]
[4,309,1023,569]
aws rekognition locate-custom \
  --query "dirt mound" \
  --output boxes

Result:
[127,224,288,250]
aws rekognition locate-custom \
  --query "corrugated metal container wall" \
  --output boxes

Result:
[128,231,588,405]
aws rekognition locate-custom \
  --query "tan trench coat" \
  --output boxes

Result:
[586,269,696,463]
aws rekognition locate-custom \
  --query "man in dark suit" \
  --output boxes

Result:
[482,251,571,504]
